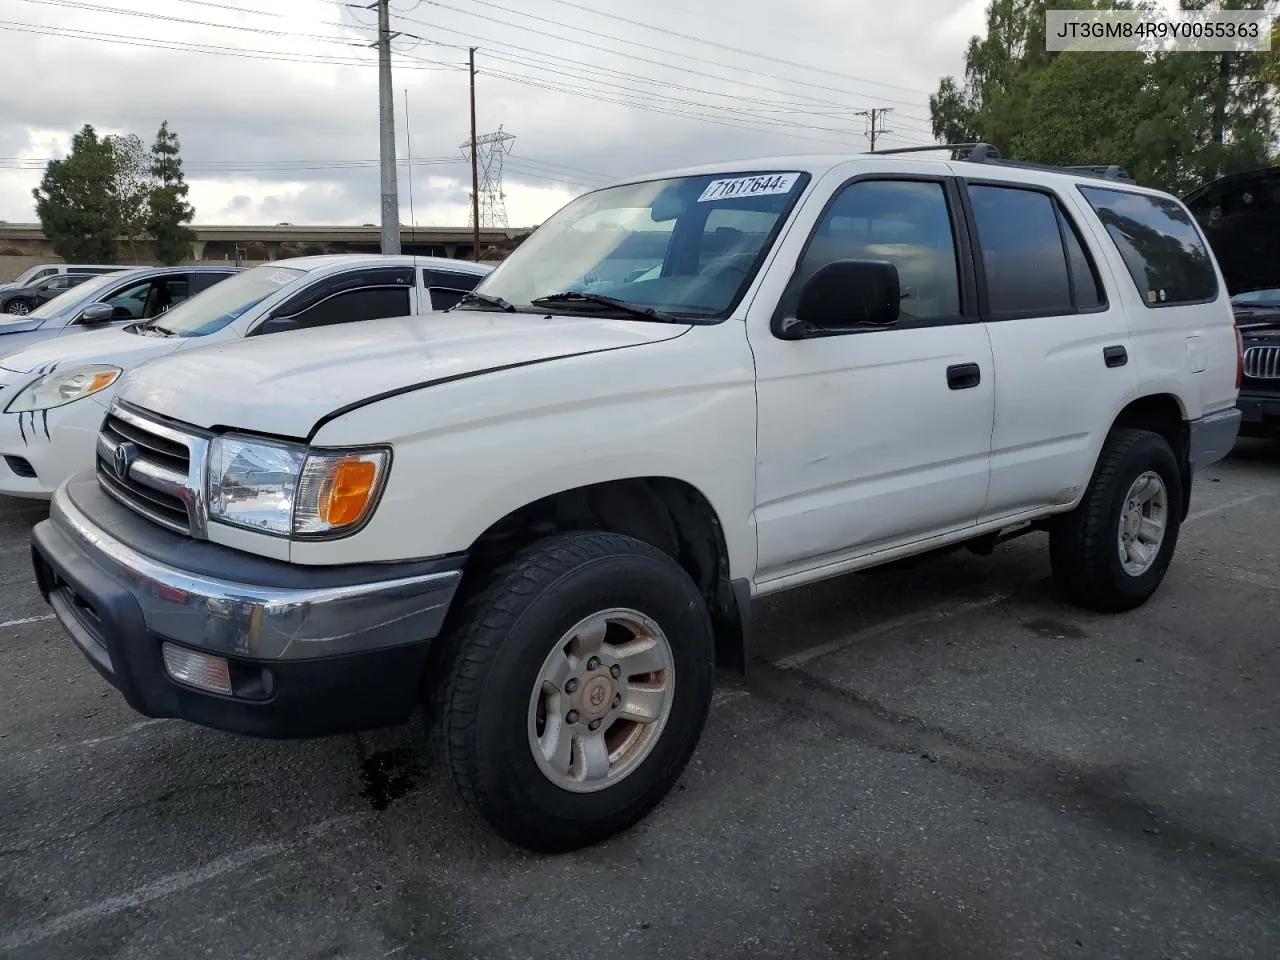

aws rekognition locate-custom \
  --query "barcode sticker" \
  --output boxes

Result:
[697,173,801,203]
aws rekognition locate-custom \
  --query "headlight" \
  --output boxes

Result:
[206,435,390,538]
[4,364,122,413]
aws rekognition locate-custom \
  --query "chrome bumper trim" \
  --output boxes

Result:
[51,483,461,661]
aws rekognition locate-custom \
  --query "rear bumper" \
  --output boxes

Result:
[1187,407,1242,467]
[31,475,465,738]
[1236,391,1280,437]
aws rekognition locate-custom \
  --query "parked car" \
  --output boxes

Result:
[30,148,1241,853]
[1232,287,1280,437]
[0,265,242,356]
[0,255,491,498]
[0,272,99,315]
[0,263,131,294]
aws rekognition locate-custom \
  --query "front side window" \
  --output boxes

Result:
[464,171,811,321]
[1078,186,1218,306]
[285,287,412,329]
[799,179,961,322]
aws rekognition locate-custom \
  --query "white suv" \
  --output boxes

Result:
[31,146,1242,853]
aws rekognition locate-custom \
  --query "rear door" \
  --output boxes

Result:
[960,177,1137,521]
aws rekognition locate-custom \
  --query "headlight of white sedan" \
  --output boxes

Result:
[4,364,123,413]
[207,434,391,538]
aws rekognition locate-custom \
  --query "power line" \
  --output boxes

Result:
[541,0,935,104]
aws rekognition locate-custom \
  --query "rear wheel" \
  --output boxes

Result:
[5,300,30,316]
[434,531,715,852]
[1050,428,1183,612]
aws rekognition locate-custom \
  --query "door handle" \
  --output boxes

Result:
[946,362,981,390]
[1103,345,1128,368]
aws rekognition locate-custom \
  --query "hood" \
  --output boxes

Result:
[0,315,45,336]
[0,324,180,375]
[1184,167,1280,295]
[117,312,690,438]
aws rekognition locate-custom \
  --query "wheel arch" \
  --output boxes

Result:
[1107,392,1192,519]
[459,476,751,673]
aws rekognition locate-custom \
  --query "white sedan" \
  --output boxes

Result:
[0,254,492,499]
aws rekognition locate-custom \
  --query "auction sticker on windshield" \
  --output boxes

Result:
[697,173,801,203]
[268,271,299,285]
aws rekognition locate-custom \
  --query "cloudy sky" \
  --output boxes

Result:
[0,0,992,228]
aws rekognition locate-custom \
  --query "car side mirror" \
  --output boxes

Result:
[777,259,901,339]
[78,303,116,324]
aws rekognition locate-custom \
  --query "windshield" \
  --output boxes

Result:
[464,170,811,320]
[147,265,307,337]
[1231,288,1280,307]
[26,272,125,320]
[10,266,50,286]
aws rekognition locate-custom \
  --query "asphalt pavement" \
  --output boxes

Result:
[1,442,1277,960]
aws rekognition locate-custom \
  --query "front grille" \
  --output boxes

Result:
[1243,345,1280,380]
[96,404,202,536]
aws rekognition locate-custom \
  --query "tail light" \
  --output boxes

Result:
[1235,325,1244,389]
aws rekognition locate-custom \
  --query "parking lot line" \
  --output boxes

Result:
[771,593,1011,670]
[0,814,365,954]
[1185,493,1270,524]
[0,614,53,628]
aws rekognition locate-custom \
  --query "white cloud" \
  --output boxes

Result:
[0,0,976,227]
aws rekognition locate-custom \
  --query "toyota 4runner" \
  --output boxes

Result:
[31,146,1243,852]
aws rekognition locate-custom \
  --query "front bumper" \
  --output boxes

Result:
[0,395,108,499]
[1236,391,1280,437]
[31,475,465,738]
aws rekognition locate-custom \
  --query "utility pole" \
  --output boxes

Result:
[376,0,401,255]
[469,46,481,262]
[856,107,894,152]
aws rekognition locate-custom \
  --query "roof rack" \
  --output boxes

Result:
[867,142,1137,184]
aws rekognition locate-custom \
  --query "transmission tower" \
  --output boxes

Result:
[460,125,516,229]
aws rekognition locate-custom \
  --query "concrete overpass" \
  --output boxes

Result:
[0,222,534,264]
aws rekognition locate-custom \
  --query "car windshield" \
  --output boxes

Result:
[463,170,811,320]
[1231,288,1280,307]
[10,266,51,286]
[25,272,125,320]
[146,266,307,337]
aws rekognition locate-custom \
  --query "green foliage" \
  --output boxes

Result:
[31,120,198,265]
[930,0,1279,192]
[146,122,196,265]
[32,124,120,261]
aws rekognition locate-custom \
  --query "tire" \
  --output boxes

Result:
[1049,428,1183,613]
[5,300,30,316]
[433,531,716,852]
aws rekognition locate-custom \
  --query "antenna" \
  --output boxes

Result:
[404,87,420,307]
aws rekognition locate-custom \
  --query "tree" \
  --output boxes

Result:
[32,124,120,261]
[147,122,196,265]
[929,0,1278,192]
[107,133,154,262]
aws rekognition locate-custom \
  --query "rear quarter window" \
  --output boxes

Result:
[1077,186,1218,307]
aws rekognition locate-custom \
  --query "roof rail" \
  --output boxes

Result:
[868,142,1138,184]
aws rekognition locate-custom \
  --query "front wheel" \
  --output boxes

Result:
[5,300,30,316]
[434,531,716,852]
[1050,428,1183,613]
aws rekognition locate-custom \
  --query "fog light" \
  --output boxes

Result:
[162,642,232,695]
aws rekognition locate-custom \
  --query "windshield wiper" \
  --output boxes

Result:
[137,319,177,337]
[530,291,683,323]
[454,290,516,313]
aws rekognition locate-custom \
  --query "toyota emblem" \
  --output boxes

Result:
[113,442,137,480]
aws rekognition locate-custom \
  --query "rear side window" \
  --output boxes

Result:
[1058,207,1105,310]
[1078,186,1218,306]
[967,184,1073,316]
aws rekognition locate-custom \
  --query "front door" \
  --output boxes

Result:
[749,174,996,585]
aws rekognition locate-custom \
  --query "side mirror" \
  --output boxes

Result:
[778,259,901,339]
[78,303,116,324]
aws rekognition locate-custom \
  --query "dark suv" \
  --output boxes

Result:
[1233,288,1280,438]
